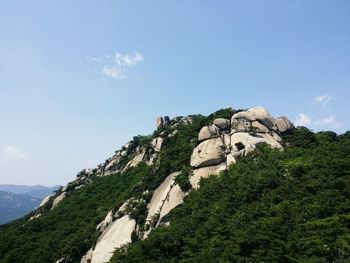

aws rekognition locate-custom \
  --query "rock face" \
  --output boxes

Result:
[151,137,163,152]
[51,192,67,209]
[198,125,219,142]
[190,137,226,168]
[144,172,184,236]
[190,107,294,188]
[91,215,136,263]
[89,200,136,263]
[190,163,226,189]
[213,118,230,130]
[156,116,170,129]
[275,116,295,133]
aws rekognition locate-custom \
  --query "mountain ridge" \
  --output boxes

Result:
[0,106,349,263]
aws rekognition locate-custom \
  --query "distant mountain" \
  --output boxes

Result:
[0,184,60,199]
[0,185,60,225]
[0,191,42,224]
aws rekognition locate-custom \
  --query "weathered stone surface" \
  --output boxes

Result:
[61,184,69,192]
[81,248,93,263]
[151,137,163,152]
[190,137,225,168]
[156,117,164,129]
[190,163,226,189]
[156,116,170,129]
[39,194,53,208]
[105,158,119,171]
[251,121,270,133]
[96,211,114,232]
[213,118,230,130]
[145,172,180,224]
[144,172,182,238]
[91,215,136,263]
[51,192,67,209]
[275,116,294,133]
[198,125,219,142]
[230,132,282,153]
[157,184,185,226]
[246,107,277,130]
[231,117,252,132]
[122,149,146,172]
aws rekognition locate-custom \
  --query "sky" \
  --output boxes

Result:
[0,1,349,186]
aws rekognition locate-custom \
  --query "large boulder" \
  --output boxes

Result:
[156,116,170,129]
[198,125,219,142]
[275,116,294,133]
[246,107,277,130]
[190,137,225,168]
[213,118,230,130]
[231,107,277,132]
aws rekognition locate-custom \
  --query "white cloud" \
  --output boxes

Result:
[91,51,143,80]
[114,52,143,68]
[314,115,341,129]
[312,94,332,106]
[2,146,27,160]
[295,113,312,127]
[102,65,125,80]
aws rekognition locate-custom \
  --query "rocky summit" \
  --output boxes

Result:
[1,106,349,263]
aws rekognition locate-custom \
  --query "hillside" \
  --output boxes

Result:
[0,107,349,263]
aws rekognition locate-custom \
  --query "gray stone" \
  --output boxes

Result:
[190,137,225,168]
[213,118,230,130]
[198,125,219,142]
[275,116,294,133]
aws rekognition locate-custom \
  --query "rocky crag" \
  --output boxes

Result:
[23,107,294,263]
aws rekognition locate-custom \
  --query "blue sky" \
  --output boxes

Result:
[0,1,349,185]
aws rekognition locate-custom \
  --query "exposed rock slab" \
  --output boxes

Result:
[91,215,136,263]
[151,137,163,152]
[51,192,67,209]
[190,163,226,189]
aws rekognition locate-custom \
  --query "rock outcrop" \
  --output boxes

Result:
[275,116,295,133]
[156,116,170,130]
[144,172,185,234]
[189,107,293,188]
[190,137,226,168]
[87,199,136,263]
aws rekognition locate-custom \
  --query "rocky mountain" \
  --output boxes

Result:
[0,191,41,224]
[0,185,60,199]
[0,106,349,263]
[0,185,60,225]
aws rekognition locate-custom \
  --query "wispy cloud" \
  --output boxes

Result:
[89,51,144,80]
[312,94,332,106]
[2,146,27,160]
[295,113,312,126]
[314,115,341,129]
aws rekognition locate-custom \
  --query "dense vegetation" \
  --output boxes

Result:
[112,128,350,262]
